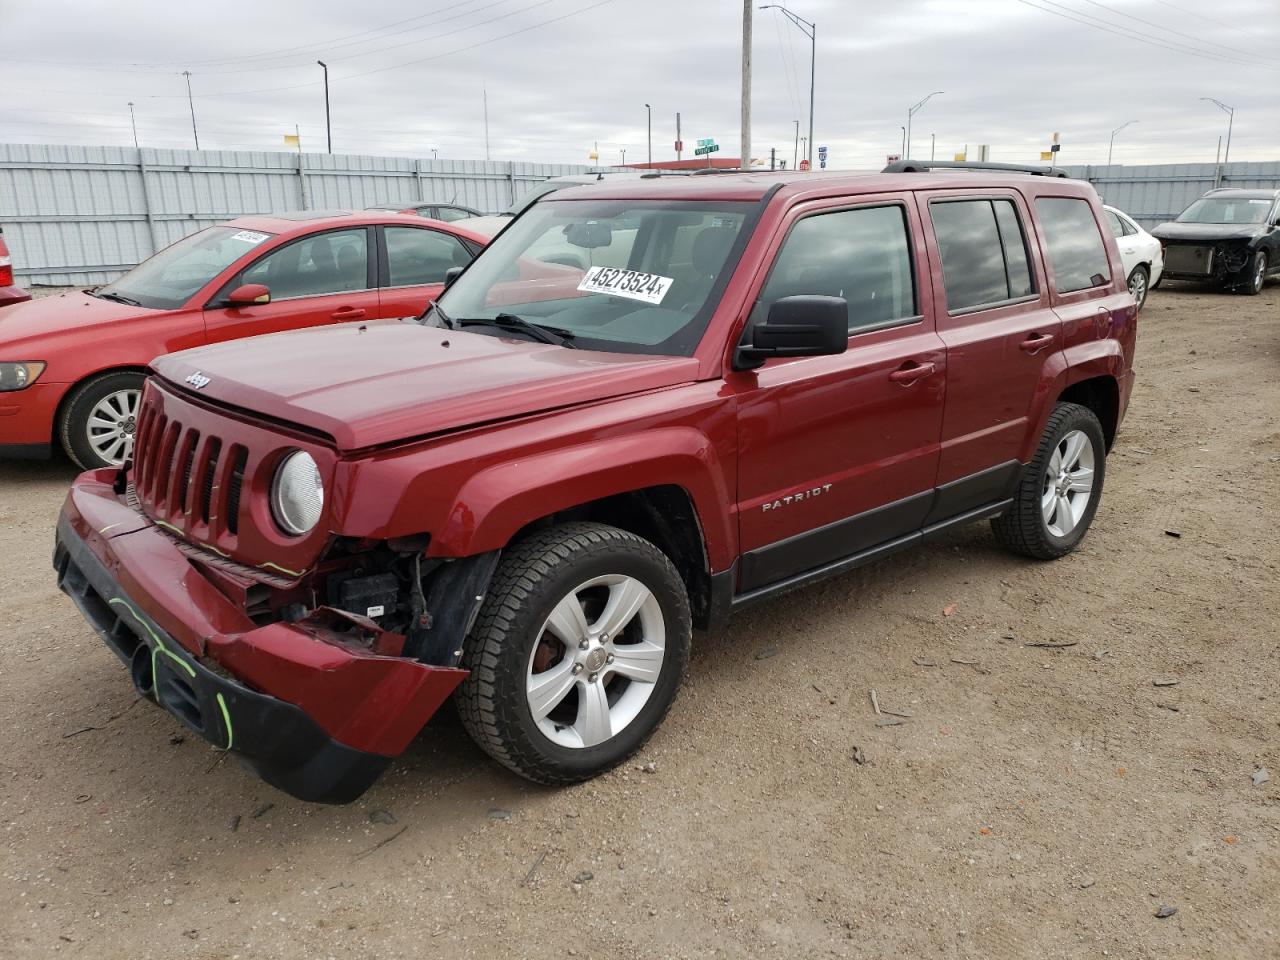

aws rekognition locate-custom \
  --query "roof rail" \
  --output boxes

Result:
[883,159,1069,178]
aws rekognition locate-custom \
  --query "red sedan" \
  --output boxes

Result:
[0,210,486,468]
[0,226,32,310]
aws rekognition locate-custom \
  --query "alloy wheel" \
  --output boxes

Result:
[1128,269,1148,308]
[525,574,666,749]
[85,389,141,466]
[1041,429,1095,538]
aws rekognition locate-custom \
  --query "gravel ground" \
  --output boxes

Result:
[1,284,1277,959]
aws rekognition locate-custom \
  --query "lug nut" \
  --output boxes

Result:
[579,639,590,650]
[588,673,598,683]
[606,653,615,664]
[572,663,583,675]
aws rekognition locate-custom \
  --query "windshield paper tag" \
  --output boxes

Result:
[577,266,674,305]
[231,230,270,244]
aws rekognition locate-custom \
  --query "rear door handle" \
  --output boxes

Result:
[331,306,367,320]
[889,360,936,385]
[1019,333,1055,354]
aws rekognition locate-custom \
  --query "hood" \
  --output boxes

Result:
[451,214,512,239]
[1150,221,1265,243]
[0,290,152,347]
[152,320,700,451]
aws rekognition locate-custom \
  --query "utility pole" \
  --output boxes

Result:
[483,88,491,161]
[1200,97,1233,188]
[793,119,799,170]
[906,91,943,159]
[930,132,935,161]
[1107,119,1137,167]
[645,103,652,168]
[182,71,199,150]
[761,5,815,171]
[740,1,752,171]
[317,61,331,154]
[127,102,138,149]
[900,126,906,156]
[620,147,627,166]
[676,112,682,161]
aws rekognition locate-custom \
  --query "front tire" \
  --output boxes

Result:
[59,371,146,470]
[1126,264,1150,310]
[457,522,692,784]
[992,402,1106,560]
[1240,251,1267,296]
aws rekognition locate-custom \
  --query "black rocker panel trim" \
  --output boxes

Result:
[922,460,1024,526]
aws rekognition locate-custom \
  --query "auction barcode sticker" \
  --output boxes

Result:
[576,266,674,305]
[231,230,270,244]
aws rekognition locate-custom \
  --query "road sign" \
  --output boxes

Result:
[694,142,720,156]
[953,152,967,162]
[799,158,811,171]
[1040,151,1053,161]
[886,153,901,164]
[818,145,827,154]
[674,140,683,153]
[1050,143,1061,153]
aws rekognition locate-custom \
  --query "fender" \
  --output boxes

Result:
[432,427,736,570]
[1020,337,1125,463]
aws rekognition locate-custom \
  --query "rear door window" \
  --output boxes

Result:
[930,198,1035,312]
[1035,198,1111,294]
[755,204,917,332]
[384,227,473,286]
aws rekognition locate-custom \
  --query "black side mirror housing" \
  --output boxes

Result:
[443,266,464,288]
[734,296,849,370]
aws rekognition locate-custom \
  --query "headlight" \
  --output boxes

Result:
[270,451,324,536]
[0,362,46,392]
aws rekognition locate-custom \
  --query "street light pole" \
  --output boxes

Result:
[181,71,199,150]
[900,126,905,156]
[127,102,138,149]
[1200,97,1234,187]
[1106,119,1137,167]
[645,103,652,168]
[793,119,799,170]
[740,1,752,171]
[906,91,943,159]
[761,5,815,170]
[930,132,935,161]
[317,61,331,154]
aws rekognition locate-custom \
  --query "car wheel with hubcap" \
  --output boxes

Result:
[991,402,1106,560]
[1242,250,1267,296]
[59,371,147,469]
[1126,264,1150,310]
[457,522,691,784]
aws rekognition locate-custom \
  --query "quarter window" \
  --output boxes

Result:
[1104,209,1126,239]
[1035,197,1111,294]
[930,198,1035,312]
[241,229,369,300]
[385,227,473,286]
[755,205,917,332]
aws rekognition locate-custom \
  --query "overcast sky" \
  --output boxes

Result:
[2,0,1276,169]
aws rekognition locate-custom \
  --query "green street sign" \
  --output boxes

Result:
[694,143,720,156]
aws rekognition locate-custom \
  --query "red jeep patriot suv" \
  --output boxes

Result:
[54,162,1137,802]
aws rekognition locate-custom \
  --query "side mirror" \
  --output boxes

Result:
[734,296,849,370]
[443,266,464,288]
[225,283,271,307]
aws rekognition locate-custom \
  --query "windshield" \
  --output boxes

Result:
[98,226,274,309]
[502,180,582,217]
[435,199,754,356]
[1176,197,1273,225]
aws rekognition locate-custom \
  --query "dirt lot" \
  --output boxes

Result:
[1,284,1277,959]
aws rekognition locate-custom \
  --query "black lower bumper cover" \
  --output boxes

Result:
[54,517,391,804]
[0,442,52,460]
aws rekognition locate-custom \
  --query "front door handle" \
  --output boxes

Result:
[1019,332,1056,354]
[889,360,936,385]
[331,306,367,320]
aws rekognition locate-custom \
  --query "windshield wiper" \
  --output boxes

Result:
[456,313,577,349]
[89,289,142,307]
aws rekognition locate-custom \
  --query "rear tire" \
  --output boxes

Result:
[992,402,1106,560]
[457,522,691,785]
[59,371,146,470]
[1126,264,1150,310]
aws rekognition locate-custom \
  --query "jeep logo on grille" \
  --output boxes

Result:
[185,371,211,389]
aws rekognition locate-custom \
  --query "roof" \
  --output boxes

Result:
[548,169,1097,205]
[1205,188,1280,199]
[222,209,491,245]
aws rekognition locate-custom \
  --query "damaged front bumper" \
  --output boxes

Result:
[53,471,468,804]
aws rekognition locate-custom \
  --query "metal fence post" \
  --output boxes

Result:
[508,162,516,206]
[297,153,310,210]
[137,149,162,257]
[415,158,426,201]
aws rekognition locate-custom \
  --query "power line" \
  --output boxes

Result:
[1014,0,1280,72]
[1149,0,1262,38]
[1074,0,1280,65]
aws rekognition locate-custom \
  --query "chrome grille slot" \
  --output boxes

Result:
[225,446,248,537]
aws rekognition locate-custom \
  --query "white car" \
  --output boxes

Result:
[1104,205,1164,310]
